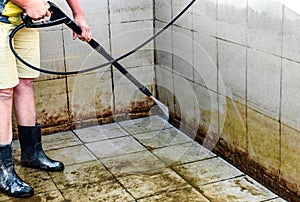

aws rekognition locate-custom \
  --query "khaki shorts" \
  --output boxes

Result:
[0,22,40,89]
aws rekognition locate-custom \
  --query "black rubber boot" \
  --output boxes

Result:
[18,124,64,172]
[0,143,34,198]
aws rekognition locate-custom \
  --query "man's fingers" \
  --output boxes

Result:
[45,10,51,17]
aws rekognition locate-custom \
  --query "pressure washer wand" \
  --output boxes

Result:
[90,39,153,97]
[65,19,153,97]
[19,1,169,119]
[65,19,171,118]
[64,18,170,118]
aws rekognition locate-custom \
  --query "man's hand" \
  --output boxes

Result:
[73,15,92,42]
[11,0,51,20]
[24,0,50,20]
[66,0,92,42]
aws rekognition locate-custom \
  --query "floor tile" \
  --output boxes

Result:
[60,179,135,202]
[200,176,278,201]
[33,190,66,201]
[74,123,129,143]
[117,168,191,199]
[118,116,172,135]
[0,193,10,201]
[12,131,82,156]
[153,141,216,166]
[134,127,193,149]
[172,157,244,188]
[137,187,210,202]
[86,136,146,159]
[101,150,166,177]
[2,190,65,202]
[46,145,96,166]
[49,160,114,190]
[41,131,82,149]
[15,166,57,194]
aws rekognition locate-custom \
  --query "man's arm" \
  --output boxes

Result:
[66,0,92,42]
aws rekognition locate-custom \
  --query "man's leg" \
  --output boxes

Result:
[13,78,36,126]
[0,88,14,144]
[0,22,19,144]
[14,79,64,172]
[0,22,34,198]
[13,27,64,172]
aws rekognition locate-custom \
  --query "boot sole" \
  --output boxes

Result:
[1,189,34,198]
[21,163,65,172]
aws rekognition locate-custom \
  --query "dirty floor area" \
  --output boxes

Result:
[3,116,287,201]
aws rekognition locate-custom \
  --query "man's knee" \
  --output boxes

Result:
[0,88,14,100]
[15,78,34,92]
[18,78,34,87]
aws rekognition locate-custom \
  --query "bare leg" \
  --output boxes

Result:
[13,78,36,126]
[0,87,34,197]
[14,79,65,172]
[0,88,14,144]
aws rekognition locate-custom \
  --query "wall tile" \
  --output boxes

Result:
[247,108,280,172]
[38,29,65,80]
[155,21,173,69]
[110,20,154,68]
[280,125,300,193]
[80,0,108,27]
[217,0,247,45]
[113,66,155,116]
[155,0,172,22]
[283,6,300,62]
[193,83,219,150]
[193,0,217,36]
[109,0,153,23]
[33,78,69,126]
[63,29,110,74]
[281,59,300,131]
[156,66,175,116]
[172,0,194,30]
[172,26,194,80]
[220,97,247,152]
[67,71,113,127]
[39,0,109,76]
[247,49,281,120]
[248,0,283,55]
[194,32,217,92]
[218,40,247,102]
[174,74,196,125]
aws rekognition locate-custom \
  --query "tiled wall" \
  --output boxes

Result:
[13,0,299,200]
[12,0,156,133]
[154,0,300,200]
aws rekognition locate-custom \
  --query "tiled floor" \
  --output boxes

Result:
[3,116,287,201]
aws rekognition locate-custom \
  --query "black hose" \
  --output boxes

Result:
[9,0,196,75]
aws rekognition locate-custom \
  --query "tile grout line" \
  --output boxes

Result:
[71,129,138,201]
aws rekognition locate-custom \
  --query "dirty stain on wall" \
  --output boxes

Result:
[155,0,299,201]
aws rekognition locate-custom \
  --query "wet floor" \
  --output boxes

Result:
[3,116,287,201]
